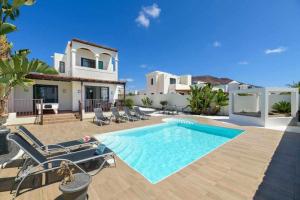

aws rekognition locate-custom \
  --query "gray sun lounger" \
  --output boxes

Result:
[16,125,99,155]
[111,107,127,123]
[93,108,111,126]
[133,107,150,120]
[124,107,139,121]
[7,132,115,198]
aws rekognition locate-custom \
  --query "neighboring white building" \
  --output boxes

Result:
[146,71,192,95]
[192,75,256,92]
[8,39,125,120]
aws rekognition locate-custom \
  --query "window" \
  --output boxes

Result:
[59,61,65,73]
[81,58,96,68]
[170,78,176,84]
[85,86,109,101]
[98,61,104,70]
[33,84,58,103]
[151,78,154,85]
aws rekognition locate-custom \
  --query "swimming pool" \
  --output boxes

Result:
[96,119,244,184]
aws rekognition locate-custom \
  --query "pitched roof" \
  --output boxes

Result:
[71,38,118,52]
[26,73,126,85]
[192,75,235,85]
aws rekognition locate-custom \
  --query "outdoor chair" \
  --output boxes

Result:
[16,126,99,155]
[133,107,150,120]
[166,105,178,115]
[124,107,139,121]
[7,132,116,198]
[111,107,127,123]
[93,108,111,126]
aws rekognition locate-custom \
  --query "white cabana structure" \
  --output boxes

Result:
[229,87,299,127]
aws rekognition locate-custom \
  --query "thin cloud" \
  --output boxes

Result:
[265,47,287,54]
[213,41,221,47]
[140,64,147,68]
[143,4,161,18]
[238,61,249,65]
[136,4,161,28]
[135,12,150,28]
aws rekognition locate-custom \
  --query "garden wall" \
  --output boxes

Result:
[128,94,229,115]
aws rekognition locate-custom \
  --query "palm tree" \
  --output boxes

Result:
[0,0,35,34]
[288,81,300,93]
[0,53,58,116]
[0,0,36,60]
[0,35,11,60]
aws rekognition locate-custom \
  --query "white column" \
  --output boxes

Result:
[114,58,119,79]
[260,88,268,126]
[229,92,234,116]
[291,89,299,117]
[71,49,77,76]
[95,54,99,69]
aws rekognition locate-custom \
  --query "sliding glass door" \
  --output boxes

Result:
[33,84,58,103]
[85,86,109,101]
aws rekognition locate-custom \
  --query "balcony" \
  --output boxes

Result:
[72,65,117,81]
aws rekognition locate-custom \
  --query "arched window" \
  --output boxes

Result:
[76,48,96,68]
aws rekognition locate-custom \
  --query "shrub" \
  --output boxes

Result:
[187,85,228,115]
[272,101,291,113]
[160,100,168,109]
[124,98,134,109]
[141,97,153,107]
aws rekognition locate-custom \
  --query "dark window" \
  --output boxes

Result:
[98,61,104,69]
[33,84,58,103]
[85,86,109,101]
[81,58,96,68]
[151,78,154,85]
[59,61,65,73]
[170,78,176,84]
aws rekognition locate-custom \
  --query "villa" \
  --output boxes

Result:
[6,39,126,124]
[145,71,192,95]
[1,2,300,200]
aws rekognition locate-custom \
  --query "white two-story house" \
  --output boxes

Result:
[7,39,125,123]
[145,71,192,95]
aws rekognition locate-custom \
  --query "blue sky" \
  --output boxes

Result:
[8,0,300,91]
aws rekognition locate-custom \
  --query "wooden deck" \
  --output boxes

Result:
[1,116,299,200]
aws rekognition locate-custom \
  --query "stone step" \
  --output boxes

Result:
[43,118,79,124]
[42,113,80,124]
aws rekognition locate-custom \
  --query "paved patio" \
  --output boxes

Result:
[1,116,300,199]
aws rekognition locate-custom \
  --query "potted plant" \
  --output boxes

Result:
[58,161,92,200]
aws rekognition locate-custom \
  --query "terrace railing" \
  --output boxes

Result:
[84,99,112,113]
[11,99,43,124]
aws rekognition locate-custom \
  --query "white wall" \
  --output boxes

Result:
[129,93,188,109]
[129,93,229,115]
[269,94,291,112]
[233,95,260,113]
[13,80,72,112]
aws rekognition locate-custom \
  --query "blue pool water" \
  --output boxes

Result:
[97,119,243,184]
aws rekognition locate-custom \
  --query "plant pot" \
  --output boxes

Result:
[59,173,92,200]
[0,127,10,155]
